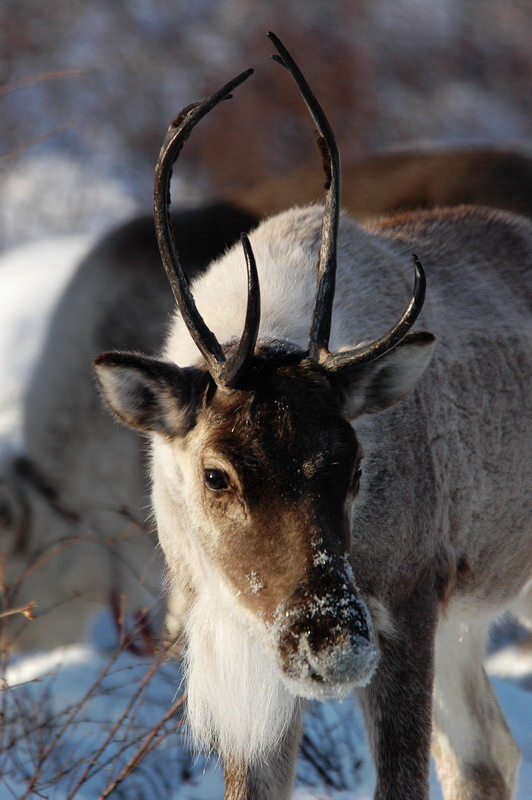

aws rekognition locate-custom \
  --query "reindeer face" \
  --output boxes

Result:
[95,346,384,696]
[183,359,358,609]
[95,326,435,697]
[179,362,380,695]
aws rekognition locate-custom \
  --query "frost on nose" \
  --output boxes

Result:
[272,563,379,699]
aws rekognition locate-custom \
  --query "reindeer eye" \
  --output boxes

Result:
[352,464,362,489]
[204,469,229,491]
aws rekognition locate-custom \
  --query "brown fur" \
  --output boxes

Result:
[186,351,360,620]
[224,712,302,800]
[231,147,532,222]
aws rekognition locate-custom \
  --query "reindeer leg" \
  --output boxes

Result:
[432,613,520,800]
[223,708,302,800]
[357,586,437,800]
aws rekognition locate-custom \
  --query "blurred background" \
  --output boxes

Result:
[2,0,532,252]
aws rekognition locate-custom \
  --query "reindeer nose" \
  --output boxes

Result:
[288,626,376,689]
[274,570,379,697]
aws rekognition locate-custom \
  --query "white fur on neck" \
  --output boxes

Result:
[185,589,299,764]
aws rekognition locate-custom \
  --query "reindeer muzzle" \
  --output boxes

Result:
[272,564,379,699]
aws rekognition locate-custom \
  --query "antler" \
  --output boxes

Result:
[153,69,260,389]
[320,254,427,371]
[268,33,427,369]
[268,32,340,363]
[154,34,427,387]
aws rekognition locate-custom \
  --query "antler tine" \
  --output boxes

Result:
[323,254,428,371]
[153,68,254,381]
[268,31,341,363]
[220,233,261,388]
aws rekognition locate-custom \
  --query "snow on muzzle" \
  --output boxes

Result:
[270,561,379,700]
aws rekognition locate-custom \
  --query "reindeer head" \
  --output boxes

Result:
[94,34,435,699]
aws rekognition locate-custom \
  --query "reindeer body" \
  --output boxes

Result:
[232,145,532,222]
[97,198,532,798]
[162,203,531,797]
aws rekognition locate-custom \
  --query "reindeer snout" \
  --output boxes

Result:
[273,567,379,699]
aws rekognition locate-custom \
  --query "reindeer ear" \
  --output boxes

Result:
[337,332,436,418]
[93,352,209,437]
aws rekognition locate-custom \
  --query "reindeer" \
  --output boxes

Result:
[94,33,532,800]
[233,144,532,222]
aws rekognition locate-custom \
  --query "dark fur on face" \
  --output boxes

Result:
[188,348,375,690]
[95,342,375,689]
[189,347,364,624]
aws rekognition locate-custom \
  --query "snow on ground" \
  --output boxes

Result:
[1,619,531,798]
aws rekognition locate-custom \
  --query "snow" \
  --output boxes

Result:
[246,571,264,594]
[0,236,530,798]
[1,621,531,798]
